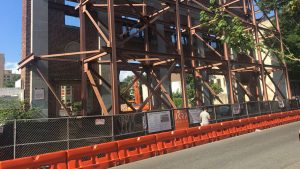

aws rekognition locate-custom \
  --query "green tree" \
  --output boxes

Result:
[4,74,20,88]
[199,1,255,54]
[120,75,135,102]
[256,0,300,64]
[0,98,41,123]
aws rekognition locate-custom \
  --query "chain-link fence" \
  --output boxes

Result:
[0,99,299,161]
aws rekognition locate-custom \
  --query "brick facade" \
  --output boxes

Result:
[22,0,99,117]
[21,0,31,105]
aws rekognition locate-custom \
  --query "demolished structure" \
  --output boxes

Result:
[20,0,291,117]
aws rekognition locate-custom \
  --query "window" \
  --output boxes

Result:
[121,16,144,38]
[65,15,80,27]
[169,26,188,45]
[209,41,218,49]
[60,85,73,112]
[64,0,77,7]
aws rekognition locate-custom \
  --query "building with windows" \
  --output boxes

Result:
[0,54,4,88]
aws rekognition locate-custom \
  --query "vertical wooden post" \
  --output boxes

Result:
[175,0,188,107]
[80,1,88,115]
[250,0,268,101]
[275,9,292,99]
[108,0,120,115]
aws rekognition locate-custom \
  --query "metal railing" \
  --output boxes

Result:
[0,99,299,161]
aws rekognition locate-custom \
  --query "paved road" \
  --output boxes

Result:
[113,121,300,169]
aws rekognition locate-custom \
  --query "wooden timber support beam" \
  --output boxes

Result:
[118,56,172,110]
[89,68,137,112]
[83,7,110,45]
[176,0,188,108]
[119,5,171,45]
[39,50,101,58]
[232,76,255,100]
[19,54,35,69]
[264,68,286,100]
[275,8,292,99]
[86,69,109,115]
[83,52,108,63]
[108,0,120,115]
[272,71,285,101]
[193,33,223,59]
[150,71,177,109]
[259,76,279,101]
[137,61,177,111]
[194,70,224,104]
[80,0,88,116]
[35,65,71,116]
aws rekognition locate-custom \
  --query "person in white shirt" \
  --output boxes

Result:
[199,108,211,126]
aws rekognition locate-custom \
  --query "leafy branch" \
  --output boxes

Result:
[200,1,255,54]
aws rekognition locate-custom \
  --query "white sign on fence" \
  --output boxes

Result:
[188,108,201,124]
[34,88,44,100]
[147,111,172,133]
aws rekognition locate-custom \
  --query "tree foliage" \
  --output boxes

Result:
[120,75,135,102]
[200,0,255,54]
[0,98,41,123]
[209,81,223,95]
[4,74,20,88]
[257,0,300,64]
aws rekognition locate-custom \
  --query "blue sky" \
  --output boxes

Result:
[0,1,22,73]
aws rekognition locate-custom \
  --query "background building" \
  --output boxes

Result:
[0,54,4,88]
[3,70,20,87]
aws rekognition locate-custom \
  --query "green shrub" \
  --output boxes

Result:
[0,98,41,123]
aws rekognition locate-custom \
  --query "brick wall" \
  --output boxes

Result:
[47,0,98,117]
[21,0,31,105]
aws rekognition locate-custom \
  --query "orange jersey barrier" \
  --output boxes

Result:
[186,126,211,147]
[156,129,188,154]
[208,123,222,141]
[220,121,233,139]
[0,151,67,169]
[67,142,118,169]
[236,118,250,135]
[118,135,157,164]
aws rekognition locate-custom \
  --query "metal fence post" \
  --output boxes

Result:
[111,115,114,141]
[269,101,273,114]
[258,101,261,115]
[13,119,16,159]
[144,112,148,136]
[245,102,249,118]
[213,106,217,123]
[67,118,69,150]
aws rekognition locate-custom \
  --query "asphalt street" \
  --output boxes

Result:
[113,121,300,169]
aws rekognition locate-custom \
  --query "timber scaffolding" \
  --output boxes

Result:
[19,0,291,116]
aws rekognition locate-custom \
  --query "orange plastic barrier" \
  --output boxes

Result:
[260,115,271,129]
[67,142,119,169]
[208,123,221,141]
[230,120,239,135]
[156,129,187,154]
[220,121,233,139]
[118,135,157,164]
[289,110,300,122]
[271,113,282,126]
[266,114,277,127]
[0,151,67,169]
[186,126,211,147]
[278,112,289,124]
[247,117,257,132]
[236,118,250,135]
